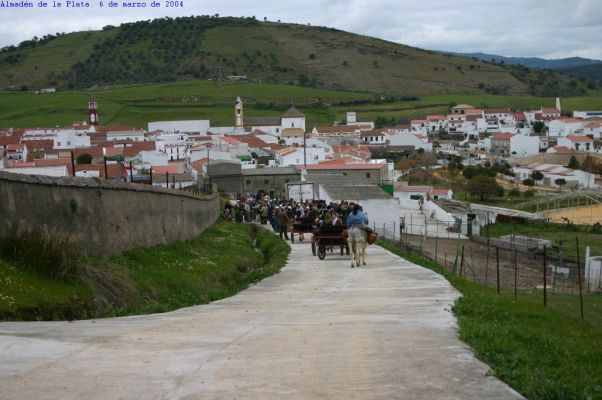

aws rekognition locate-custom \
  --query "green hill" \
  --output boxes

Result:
[0,16,590,96]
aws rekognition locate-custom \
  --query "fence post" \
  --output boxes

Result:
[576,237,584,320]
[434,231,438,264]
[496,247,500,295]
[543,245,547,307]
[383,222,386,239]
[459,245,465,278]
[514,247,518,300]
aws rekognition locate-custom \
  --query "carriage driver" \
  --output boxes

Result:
[346,203,368,229]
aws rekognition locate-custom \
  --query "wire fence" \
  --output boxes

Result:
[371,218,602,322]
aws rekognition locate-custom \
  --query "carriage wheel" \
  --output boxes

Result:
[318,245,326,260]
[311,242,316,256]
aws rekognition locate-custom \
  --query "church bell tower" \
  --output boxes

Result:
[88,95,99,127]
[235,96,244,128]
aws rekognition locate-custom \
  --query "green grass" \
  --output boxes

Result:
[486,221,602,263]
[0,222,290,320]
[2,80,601,129]
[378,239,602,400]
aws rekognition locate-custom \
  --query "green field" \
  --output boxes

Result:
[1,81,601,129]
[378,239,602,400]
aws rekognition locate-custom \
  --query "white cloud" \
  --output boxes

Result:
[0,0,600,59]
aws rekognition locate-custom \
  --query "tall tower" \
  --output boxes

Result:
[88,95,99,127]
[555,97,561,113]
[235,96,244,128]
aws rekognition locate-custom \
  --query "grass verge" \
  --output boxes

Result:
[0,222,289,320]
[378,238,602,400]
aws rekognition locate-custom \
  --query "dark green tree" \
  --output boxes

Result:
[554,178,566,190]
[522,178,535,188]
[76,153,93,164]
[467,175,502,201]
[531,171,544,181]
[568,156,580,169]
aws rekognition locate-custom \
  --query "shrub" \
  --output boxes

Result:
[0,227,81,281]
[524,190,535,197]
[509,188,521,197]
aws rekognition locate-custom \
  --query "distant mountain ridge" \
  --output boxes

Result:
[0,16,594,96]
[445,51,602,70]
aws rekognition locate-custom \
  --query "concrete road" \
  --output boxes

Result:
[0,240,523,400]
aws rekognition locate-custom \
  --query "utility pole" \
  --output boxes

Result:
[303,129,307,169]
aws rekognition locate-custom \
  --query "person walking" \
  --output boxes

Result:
[279,207,290,240]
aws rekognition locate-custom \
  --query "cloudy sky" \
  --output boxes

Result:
[0,0,601,60]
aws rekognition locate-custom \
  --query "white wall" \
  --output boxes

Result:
[2,166,68,177]
[510,135,539,156]
[148,120,210,134]
[281,116,305,132]
[387,133,433,151]
[53,131,90,149]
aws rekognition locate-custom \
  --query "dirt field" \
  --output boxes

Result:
[400,235,581,292]
[539,204,602,225]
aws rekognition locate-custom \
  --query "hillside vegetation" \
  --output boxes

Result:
[0,16,591,96]
[0,222,289,321]
[2,81,602,129]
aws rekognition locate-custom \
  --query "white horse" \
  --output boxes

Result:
[347,225,367,268]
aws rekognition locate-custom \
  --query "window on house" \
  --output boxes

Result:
[57,142,61,146]
[246,179,251,185]
[343,172,347,176]
[366,172,371,178]
[264,179,269,184]
[410,195,421,200]
[285,179,290,183]
[67,141,71,146]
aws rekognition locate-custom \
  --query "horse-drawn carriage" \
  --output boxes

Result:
[290,216,315,243]
[312,225,350,260]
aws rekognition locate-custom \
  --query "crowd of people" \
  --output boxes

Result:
[222,195,369,241]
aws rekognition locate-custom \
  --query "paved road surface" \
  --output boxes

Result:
[0,239,523,399]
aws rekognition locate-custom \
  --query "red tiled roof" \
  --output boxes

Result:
[313,125,358,134]
[492,133,515,140]
[541,108,560,114]
[191,157,209,173]
[550,146,570,153]
[431,188,450,196]
[558,117,583,123]
[6,144,24,151]
[232,135,269,148]
[484,108,510,113]
[567,135,593,143]
[34,158,73,175]
[220,136,241,145]
[332,144,370,153]
[360,130,384,137]
[6,161,35,168]
[123,141,156,157]
[152,165,182,174]
[0,136,20,146]
[319,159,349,165]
